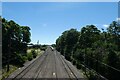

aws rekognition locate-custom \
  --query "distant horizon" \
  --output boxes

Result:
[2,2,118,45]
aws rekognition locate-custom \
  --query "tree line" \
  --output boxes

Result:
[56,21,120,80]
[1,17,31,71]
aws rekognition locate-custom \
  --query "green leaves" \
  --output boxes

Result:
[56,22,120,79]
[56,29,79,61]
[27,52,33,61]
[27,49,37,61]
[21,26,31,43]
[31,49,37,58]
[2,17,31,67]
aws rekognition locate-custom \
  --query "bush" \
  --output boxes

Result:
[13,53,26,66]
[22,56,28,61]
[31,49,37,58]
[76,62,81,69]
[72,60,76,65]
[89,72,97,80]
[27,52,33,61]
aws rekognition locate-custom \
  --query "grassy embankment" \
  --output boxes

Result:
[1,49,44,80]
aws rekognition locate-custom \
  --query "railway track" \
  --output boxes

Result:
[6,47,85,80]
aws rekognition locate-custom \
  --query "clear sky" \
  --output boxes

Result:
[2,0,120,2]
[2,2,118,45]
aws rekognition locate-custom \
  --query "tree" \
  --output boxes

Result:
[2,18,31,71]
[56,22,120,80]
[107,21,120,51]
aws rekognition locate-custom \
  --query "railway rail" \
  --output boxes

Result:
[6,47,85,80]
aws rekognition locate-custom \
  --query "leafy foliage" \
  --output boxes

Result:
[27,52,33,61]
[56,21,120,80]
[2,17,31,68]
[31,49,37,58]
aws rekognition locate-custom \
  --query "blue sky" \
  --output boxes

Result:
[2,2,118,45]
[2,0,120,2]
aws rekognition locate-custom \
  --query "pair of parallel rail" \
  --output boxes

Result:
[6,47,81,80]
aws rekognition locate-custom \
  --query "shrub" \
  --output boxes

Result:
[31,49,37,58]
[27,52,33,61]
[13,53,25,66]
[72,60,76,65]
[76,63,81,69]
[22,56,28,61]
